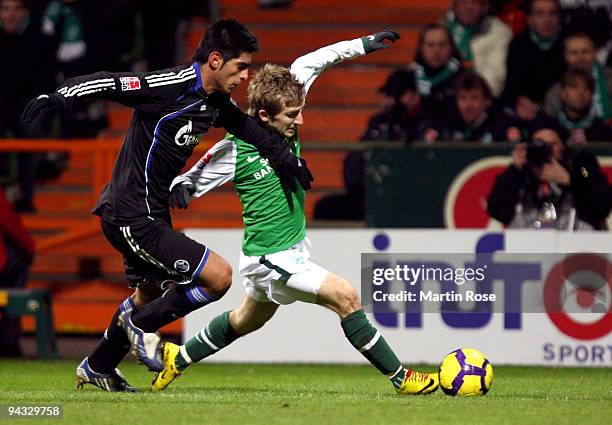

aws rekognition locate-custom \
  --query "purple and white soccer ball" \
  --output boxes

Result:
[438,348,494,396]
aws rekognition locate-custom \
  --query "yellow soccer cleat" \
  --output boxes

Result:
[151,342,182,391]
[396,369,439,395]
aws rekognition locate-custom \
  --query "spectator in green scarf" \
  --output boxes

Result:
[544,31,612,120]
[554,68,612,144]
[444,0,513,96]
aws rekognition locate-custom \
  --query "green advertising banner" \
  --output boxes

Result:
[365,143,612,228]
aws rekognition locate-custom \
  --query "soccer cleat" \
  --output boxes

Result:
[396,369,439,395]
[76,357,137,392]
[117,309,164,372]
[151,342,182,391]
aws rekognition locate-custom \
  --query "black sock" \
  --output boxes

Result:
[131,286,217,332]
[88,298,134,373]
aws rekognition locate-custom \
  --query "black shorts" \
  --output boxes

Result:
[100,218,209,288]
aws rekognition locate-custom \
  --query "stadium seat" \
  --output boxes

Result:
[0,289,58,359]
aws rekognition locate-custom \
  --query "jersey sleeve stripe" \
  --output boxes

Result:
[148,74,196,88]
[75,88,112,97]
[145,68,194,83]
[58,78,115,96]
[144,71,175,79]
[72,84,116,97]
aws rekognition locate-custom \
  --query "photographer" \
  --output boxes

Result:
[487,127,612,229]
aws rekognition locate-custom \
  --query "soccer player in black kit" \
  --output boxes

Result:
[22,19,313,392]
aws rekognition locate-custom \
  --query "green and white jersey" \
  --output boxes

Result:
[228,131,305,256]
[172,37,367,256]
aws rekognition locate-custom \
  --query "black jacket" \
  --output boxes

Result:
[501,30,565,107]
[0,18,56,135]
[487,149,612,229]
[425,108,510,143]
[361,102,433,144]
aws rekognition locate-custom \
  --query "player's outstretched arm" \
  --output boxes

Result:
[22,71,120,132]
[22,69,182,133]
[214,100,313,192]
[290,30,400,95]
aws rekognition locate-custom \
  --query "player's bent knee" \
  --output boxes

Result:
[337,287,361,318]
[318,274,362,318]
[196,252,233,298]
[212,260,233,294]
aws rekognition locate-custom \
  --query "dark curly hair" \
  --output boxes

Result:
[191,19,259,64]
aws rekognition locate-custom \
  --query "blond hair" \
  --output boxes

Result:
[247,63,304,117]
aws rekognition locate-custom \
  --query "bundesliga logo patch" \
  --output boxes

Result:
[120,77,141,91]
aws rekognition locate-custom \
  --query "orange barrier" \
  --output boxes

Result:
[0,139,121,252]
[1,138,351,334]
[1,139,120,252]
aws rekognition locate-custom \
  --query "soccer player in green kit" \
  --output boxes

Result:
[153,30,439,395]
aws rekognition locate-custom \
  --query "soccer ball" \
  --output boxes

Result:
[438,348,493,396]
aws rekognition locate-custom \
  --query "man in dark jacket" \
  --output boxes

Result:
[422,70,509,143]
[0,0,56,211]
[487,127,611,229]
[501,0,565,120]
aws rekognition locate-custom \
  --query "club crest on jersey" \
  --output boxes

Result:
[119,77,141,91]
[175,120,199,146]
[174,259,190,273]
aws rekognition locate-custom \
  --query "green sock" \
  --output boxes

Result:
[389,367,408,389]
[341,309,407,388]
[175,311,240,370]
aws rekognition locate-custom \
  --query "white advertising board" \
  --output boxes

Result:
[184,229,611,366]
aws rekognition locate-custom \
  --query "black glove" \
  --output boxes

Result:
[21,93,65,132]
[273,150,314,192]
[361,30,401,53]
[169,182,195,209]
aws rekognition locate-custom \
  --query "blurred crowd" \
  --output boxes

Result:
[361,0,612,146]
[0,0,209,211]
[0,0,611,229]
[315,0,612,229]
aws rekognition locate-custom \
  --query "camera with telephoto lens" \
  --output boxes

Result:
[527,140,552,167]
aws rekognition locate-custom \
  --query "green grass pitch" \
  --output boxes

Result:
[0,360,610,425]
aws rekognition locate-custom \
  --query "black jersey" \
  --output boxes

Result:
[54,63,282,225]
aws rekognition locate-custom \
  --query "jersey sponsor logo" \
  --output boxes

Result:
[174,259,190,273]
[246,155,260,163]
[175,120,200,147]
[195,152,213,170]
[119,77,141,91]
[253,164,274,180]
